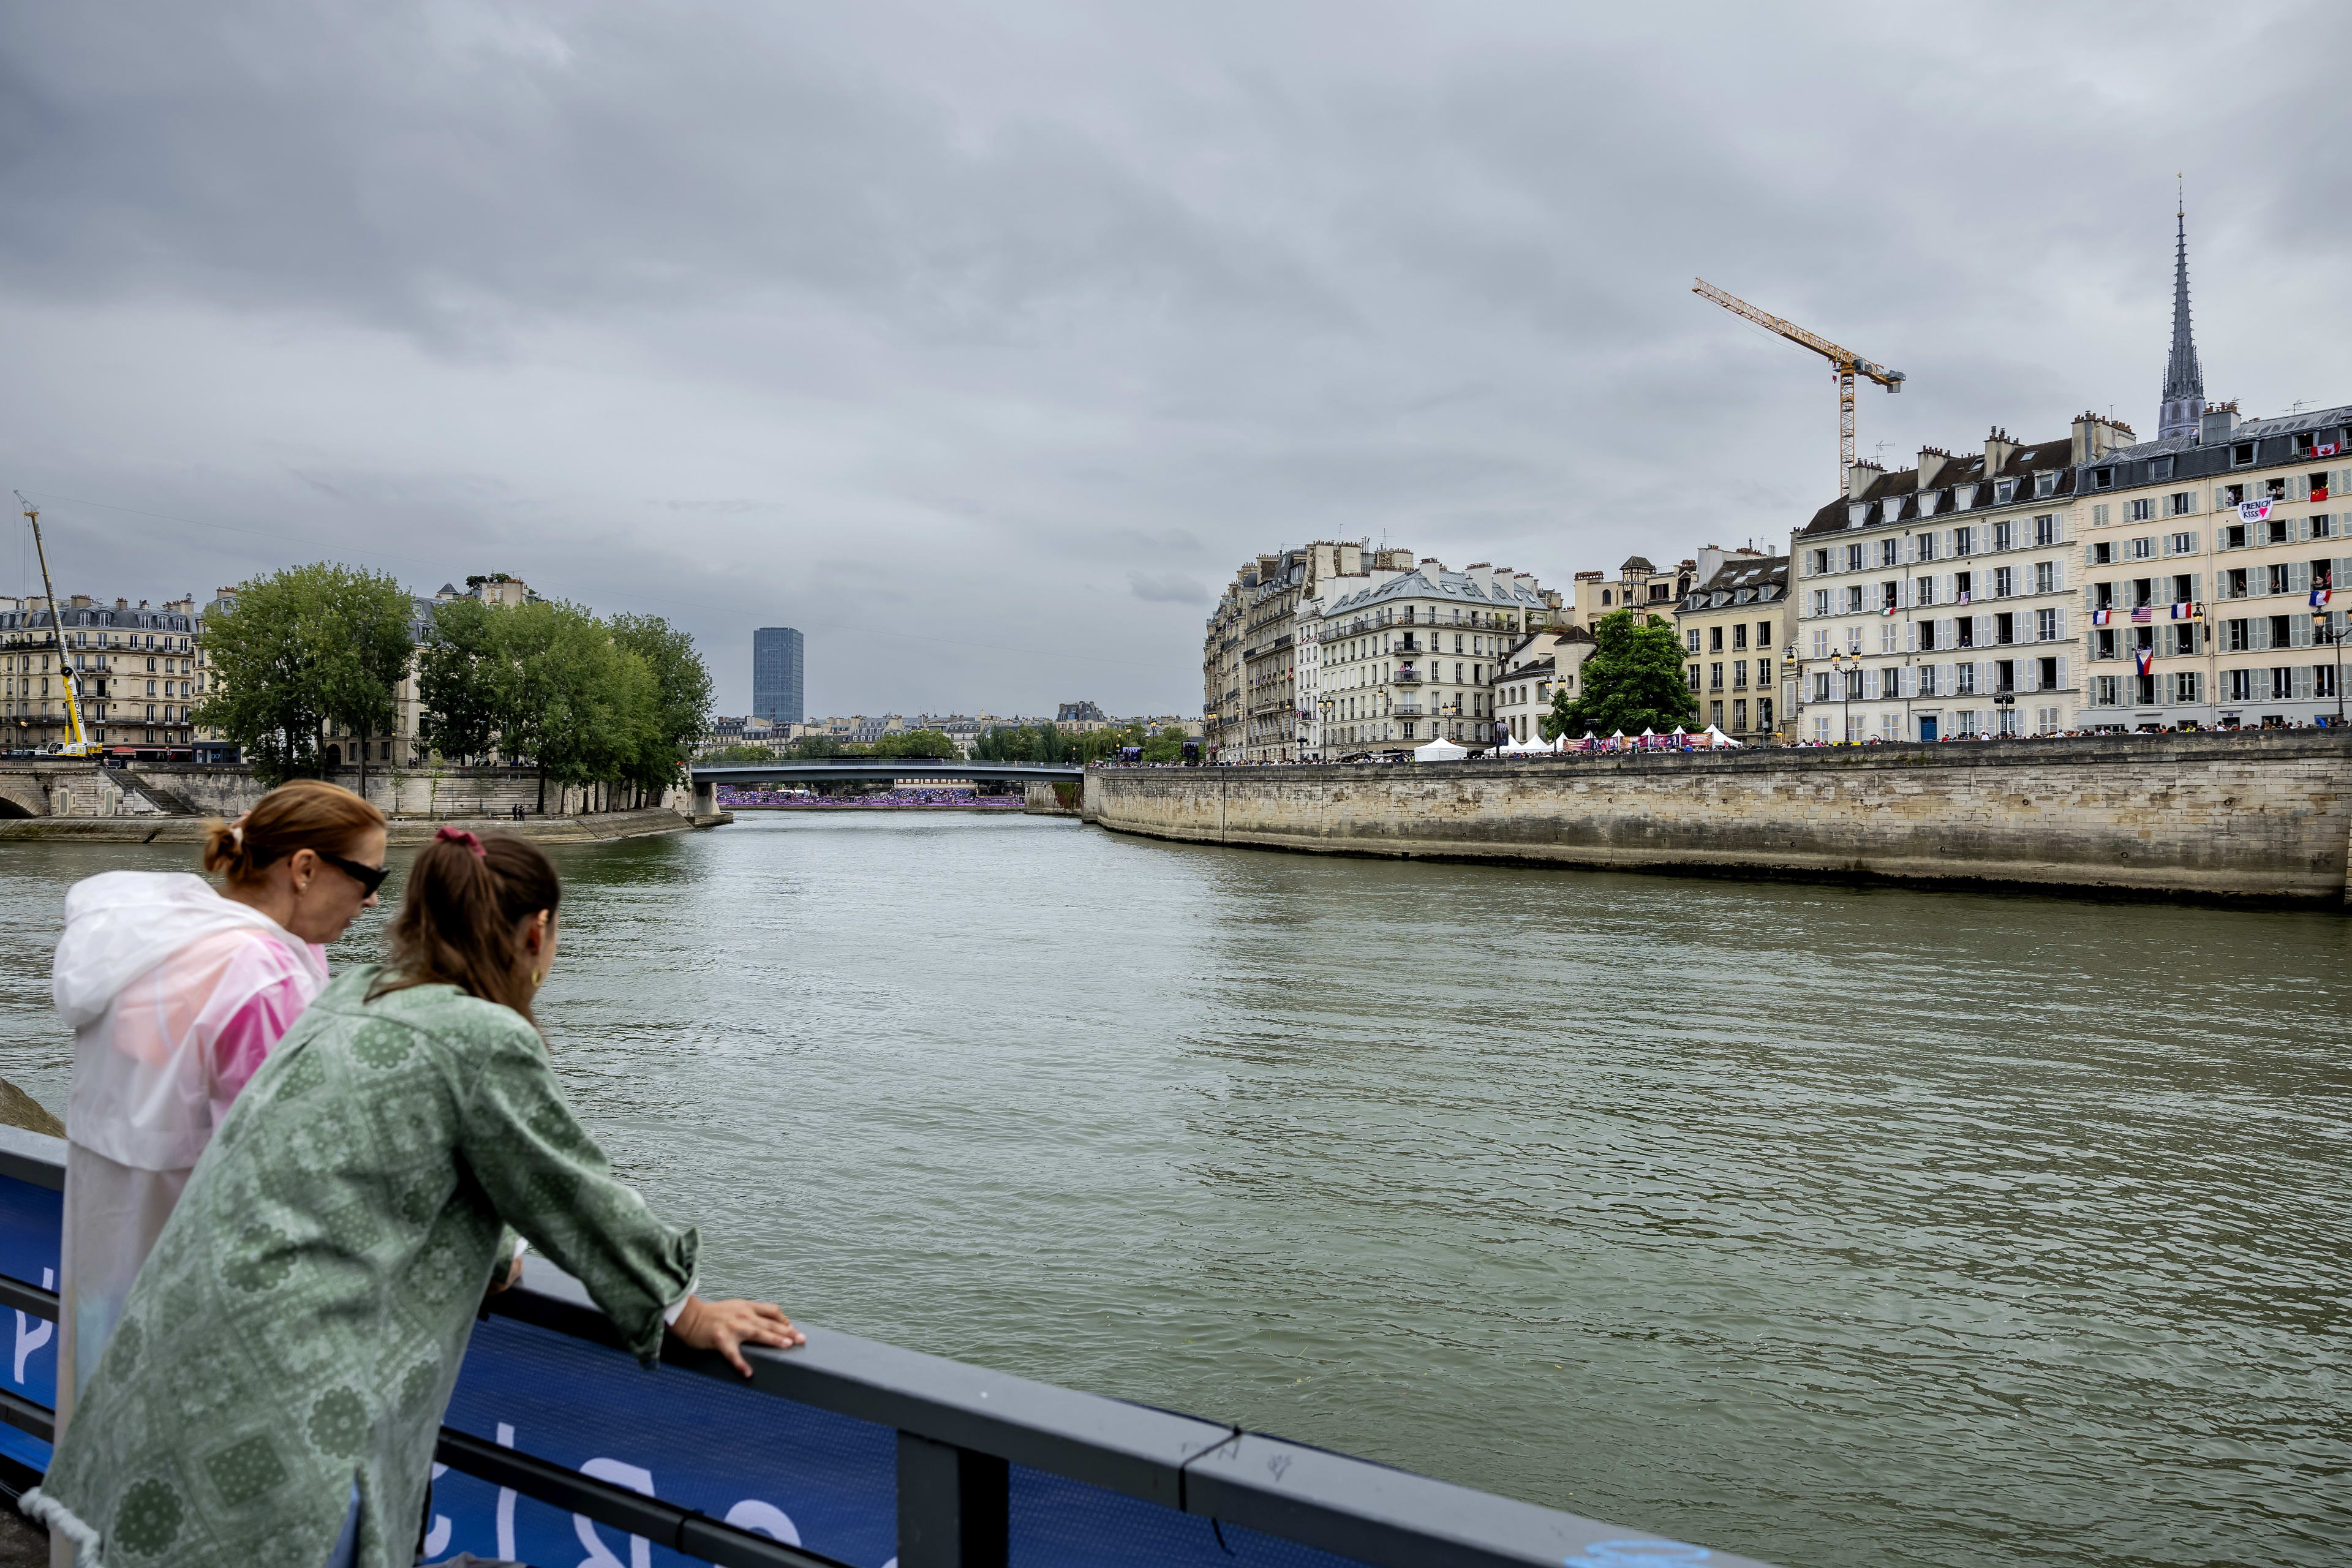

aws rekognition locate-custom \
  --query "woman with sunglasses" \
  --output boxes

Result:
[47,778,386,1438]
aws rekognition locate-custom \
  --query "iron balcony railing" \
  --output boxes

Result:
[0,1126,1772,1568]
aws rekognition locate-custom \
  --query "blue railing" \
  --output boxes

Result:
[0,1125,1769,1568]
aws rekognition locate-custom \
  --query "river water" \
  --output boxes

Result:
[1,815,2346,1568]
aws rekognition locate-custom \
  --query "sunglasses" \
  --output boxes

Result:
[314,848,390,897]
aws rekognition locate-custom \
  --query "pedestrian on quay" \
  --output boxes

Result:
[24,827,801,1568]
[47,780,386,1433]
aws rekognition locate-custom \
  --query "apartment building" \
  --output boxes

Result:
[1204,543,1417,762]
[2075,402,2351,728]
[1491,626,1597,745]
[0,595,200,752]
[1673,551,1788,742]
[1790,416,2124,742]
[1318,561,1554,750]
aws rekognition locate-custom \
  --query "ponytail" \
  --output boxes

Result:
[203,780,385,888]
[375,829,562,1024]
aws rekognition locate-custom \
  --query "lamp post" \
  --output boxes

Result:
[2317,605,2347,725]
[1834,649,1862,742]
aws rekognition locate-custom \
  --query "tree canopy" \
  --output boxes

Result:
[1544,611,1697,739]
[192,564,416,786]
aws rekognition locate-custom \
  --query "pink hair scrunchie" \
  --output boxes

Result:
[434,826,488,860]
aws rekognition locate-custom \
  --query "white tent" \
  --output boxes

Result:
[1694,725,1746,748]
[1496,729,1548,754]
[1413,734,1470,762]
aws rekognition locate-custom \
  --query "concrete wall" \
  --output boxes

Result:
[1083,733,2352,904]
[0,762,691,822]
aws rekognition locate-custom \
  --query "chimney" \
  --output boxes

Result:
[1983,426,2017,478]
[2070,412,2134,464]
[1847,459,1884,501]
[2200,401,2241,445]
[1917,447,1952,490]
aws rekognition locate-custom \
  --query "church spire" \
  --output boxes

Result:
[2158,180,2204,440]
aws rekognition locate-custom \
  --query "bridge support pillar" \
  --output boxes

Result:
[692,779,717,821]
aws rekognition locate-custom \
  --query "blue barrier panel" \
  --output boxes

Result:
[0,1170,61,1474]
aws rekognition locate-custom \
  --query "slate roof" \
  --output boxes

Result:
[1796,436,2078,540]
[1322,566,1550,619]
[1678,554,1789,614]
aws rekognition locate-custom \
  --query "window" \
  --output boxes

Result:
[2268,564,2292,596]
[2320,666,2340,699]
[2034,514,2057,546]
[2037,608,2058,641]
[1919,620,1940,650]
[2151,456,2175,480]
[1918,665,1939,696]
[2035,561,2057,594]
[2222,483,2245,508]
[1811,589,1830,617]
[2172,671,2199,704]
[1709,662,1724,691]
[1995,612,2015,644]
[2167,491,2194,516]
[2310,470,2332,499]
[1845,543,1866,571]
[1915,576,1936,606]
[2130,537,2155,560]
[2266,517,2290,546]
[2226,618,2249,652]
[1957,661,1977,696]
[2035,472,2057,498]
[2168,531,2196,556]
[2089,541,2113,565]
[1757,620,1774,647]
[1845,625,1864,654]
[1732,623,1748,652]
[2272,666,2295,700]
[1708,625,1724,653]
[2090,469,2113,491]
[1811,629,1831,658]
[1956,570,1974,603]
[1994,521,2015,552]
[1954,526,1975,556]
[1687,664,1702,691]
[1917,533,1938,562]
[2128,498,2154,521]
[2092,503,2111,527]
[1879,623,1898,653]
[2092,674,2121,706]
[2316,514,2337,540]
[1845,586,1866,613]
[1995,479,2017,503]
[2231,442,2255,467]
[1686,629,1700,653]
[1812,673,1831,702]
[2092,581,2114,609]
[1994,567,2015,598]
[1808,549,1830,575]
[2228,667,2254,703]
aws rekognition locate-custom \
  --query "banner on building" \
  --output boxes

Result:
[2237,499,2275,523]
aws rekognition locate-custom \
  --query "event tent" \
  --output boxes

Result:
[1412,734,1470,762]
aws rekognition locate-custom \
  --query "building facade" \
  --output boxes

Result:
[1317,561,1553,750]
[1491,627,1597,745]
[1790,417,2125,742]
[2074,403,2351,728]
[1567,556,1697,628]
[1674,552,1789,741]
[753,626,805,727]
[1204,543,1417,762]
[0,595,200,753]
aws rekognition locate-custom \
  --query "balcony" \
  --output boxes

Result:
[1393,666,1423,684]
[1392,703,1423,717]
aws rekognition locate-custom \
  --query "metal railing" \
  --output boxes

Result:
[0,1126,1771,1568]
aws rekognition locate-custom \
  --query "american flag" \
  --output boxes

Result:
[2130,605,2153,623]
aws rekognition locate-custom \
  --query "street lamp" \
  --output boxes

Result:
[2316,606,2348,726]
[1834,649,1863,742]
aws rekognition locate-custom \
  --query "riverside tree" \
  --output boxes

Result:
[192,564,417,788]
[1543,610,1697,740]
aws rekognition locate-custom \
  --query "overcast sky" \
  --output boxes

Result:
[2,1,2345,717]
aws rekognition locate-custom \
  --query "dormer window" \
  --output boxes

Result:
[2231,442,2255,467]
[2090,469,2113,491]
[2150,456,2174,480]
[1994,478,2017,505]
[2035,472,2057,497]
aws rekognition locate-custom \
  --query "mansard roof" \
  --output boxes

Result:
[1796,436,2078,540]
[1322,566,1548,618]
[1678,554,1788,614]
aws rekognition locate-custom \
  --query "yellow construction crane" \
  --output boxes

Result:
[1693,278,1905,497]
[14,491,96,756]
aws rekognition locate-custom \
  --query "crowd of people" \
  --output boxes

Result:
[28,780,801,1567]
[716,784,1022,808]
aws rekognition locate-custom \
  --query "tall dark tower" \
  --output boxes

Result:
[752,627,804,726]
[2157,188,2204,441]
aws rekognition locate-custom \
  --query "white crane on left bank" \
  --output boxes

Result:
[14,491,97,756]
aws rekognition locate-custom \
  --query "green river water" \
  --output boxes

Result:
[0,814,2345,1567]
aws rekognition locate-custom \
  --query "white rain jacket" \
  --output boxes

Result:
[50,871,328,1426]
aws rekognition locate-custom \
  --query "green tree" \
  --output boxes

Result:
[707,744,780,763]
[416,597,505,766]
[870,728,958,760]
[791,734,845,758]
[609,613,714,806]
[1140,725,1186,763]
[1544,611,1697,739]
[192,564,415,788]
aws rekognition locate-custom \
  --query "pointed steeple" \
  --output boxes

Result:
[2157,181,2204,440]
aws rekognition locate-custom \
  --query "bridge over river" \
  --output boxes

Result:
[687,759,1083,813]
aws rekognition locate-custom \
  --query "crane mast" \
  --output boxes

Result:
[13,492,96,756]
[1693,278,1905,496]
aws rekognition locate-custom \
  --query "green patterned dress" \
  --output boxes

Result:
[24,965,700,1567]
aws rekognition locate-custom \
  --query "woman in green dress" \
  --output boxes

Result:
[24,828,802,1567]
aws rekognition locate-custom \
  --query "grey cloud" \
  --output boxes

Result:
[0,0,2340,717]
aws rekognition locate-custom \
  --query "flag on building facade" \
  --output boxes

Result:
[2317,441,2340,457]
[2169,601,2199,620]
[2130,605,2154,622]
[2314,582,2334,611]
[2238,498,2275,523]
[2090,608,2113,625]
[2135,646,2154,676]
[2315,478,2332,502]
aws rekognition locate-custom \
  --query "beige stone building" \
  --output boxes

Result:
[1204,543,1417,762]
[1789,417,2124,743]
[0,594,200,753]
[1317,560,1556,750]
[1567,556,1697,628]
[1673,551,1788,741]
[1490,626,1597,745]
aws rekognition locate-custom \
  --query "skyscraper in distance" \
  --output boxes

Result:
[752,627,805,725]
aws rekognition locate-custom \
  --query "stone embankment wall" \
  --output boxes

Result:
[0,762,692,824]
[1084,733,2352,904]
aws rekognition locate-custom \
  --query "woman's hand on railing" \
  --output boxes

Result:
[671,1295,805,1375]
